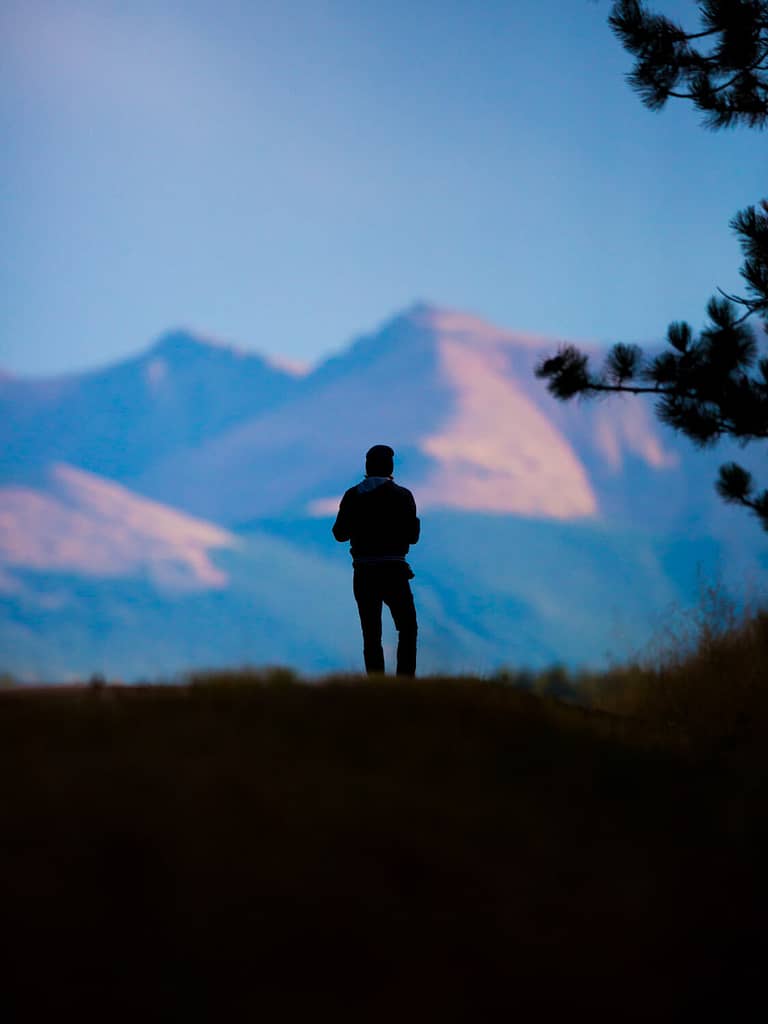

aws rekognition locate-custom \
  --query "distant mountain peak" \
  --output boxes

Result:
[387,302,565,352]
[148,328,249,361]
[146,329,309,378]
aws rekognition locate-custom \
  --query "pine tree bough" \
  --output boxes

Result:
[536,1,768,532]
[610,0,768,129]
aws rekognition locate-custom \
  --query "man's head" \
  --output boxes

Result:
[365,444,395,478]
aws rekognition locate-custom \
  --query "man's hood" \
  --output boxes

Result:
[356,476,393,494]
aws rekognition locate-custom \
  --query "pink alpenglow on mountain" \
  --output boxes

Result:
[0,464,237,593]
[308,305,622,519]
[417,333,597,517]
[592,401,679,474]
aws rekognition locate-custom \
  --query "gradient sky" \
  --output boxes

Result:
[1,0,764,376]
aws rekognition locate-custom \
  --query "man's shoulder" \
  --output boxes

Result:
[391,481,415,499]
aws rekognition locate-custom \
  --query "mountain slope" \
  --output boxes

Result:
[0,463,360,680]
[0,500,733,681]
[256,511,736,671]
[0,462,237,593]
[0,330,301,484]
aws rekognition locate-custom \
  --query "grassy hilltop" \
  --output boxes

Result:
[1,607,766,1021]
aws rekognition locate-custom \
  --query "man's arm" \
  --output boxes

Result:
[408,492,420,545]
[332,491,353,542]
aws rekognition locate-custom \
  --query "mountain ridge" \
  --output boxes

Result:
[1,303,757,535]
[133,304,686,526]
[0,327,301,484]
[1,303,765,680]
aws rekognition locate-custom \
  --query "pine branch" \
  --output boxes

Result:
[609,0,768,127]
[717,463,768,529]
[668,53,768,100]
[715,288,765,326]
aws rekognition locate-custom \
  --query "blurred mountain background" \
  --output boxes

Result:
[1,303,765,681]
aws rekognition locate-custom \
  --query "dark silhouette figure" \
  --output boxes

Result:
[333,445,420,676]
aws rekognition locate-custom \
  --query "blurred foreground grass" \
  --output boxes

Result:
[1,606,766,1020]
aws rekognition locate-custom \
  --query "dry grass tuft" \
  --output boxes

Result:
[583,588,768,745]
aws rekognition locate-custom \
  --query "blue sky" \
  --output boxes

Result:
[1,0,764,376]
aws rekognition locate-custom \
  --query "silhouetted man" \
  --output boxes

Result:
[332,445,420,676]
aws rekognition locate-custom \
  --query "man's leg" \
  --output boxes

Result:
[353,569,385,674]
[385,575,418,677]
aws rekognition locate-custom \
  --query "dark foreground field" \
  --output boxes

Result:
[1,630,766,1020]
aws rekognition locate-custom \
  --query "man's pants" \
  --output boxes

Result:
[352,564,417,676]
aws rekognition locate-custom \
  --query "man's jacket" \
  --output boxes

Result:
[332,477,420,562]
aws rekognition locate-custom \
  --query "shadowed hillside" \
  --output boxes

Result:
[1,612,765,1019]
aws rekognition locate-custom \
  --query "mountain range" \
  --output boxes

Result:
[1,304,765,681]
